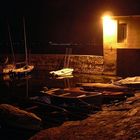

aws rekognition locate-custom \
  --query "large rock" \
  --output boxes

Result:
[0,104,42,130]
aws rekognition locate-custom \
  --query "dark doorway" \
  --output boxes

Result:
[117,49,140,76]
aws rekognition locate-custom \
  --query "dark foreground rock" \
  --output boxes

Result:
[29,92,140,140]
[0,104,42,131]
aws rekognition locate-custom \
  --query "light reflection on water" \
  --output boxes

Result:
[0,70,121,105]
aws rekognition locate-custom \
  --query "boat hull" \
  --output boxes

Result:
[76,83,134,103]
[115,76,140,90]
[49,68,73,77]
[41,87,103,109]
[2,65,34,76]
[77,82,129,92]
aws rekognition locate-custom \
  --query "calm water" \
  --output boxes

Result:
[0,70,120,106]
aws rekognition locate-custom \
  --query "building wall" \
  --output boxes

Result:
[116,17,140,48]
[103,18,117,75]
[127,18,140,48]
[103,16,140,75]
[103,49,117,75]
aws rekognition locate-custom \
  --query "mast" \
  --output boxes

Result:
[23,17,28,65]
[64,47,72,68]
[7,22,15,65]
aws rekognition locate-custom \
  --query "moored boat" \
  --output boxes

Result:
[76,82,134,102]
[76,82,129,92]
[40,87,102,109]
[114,76,140,89]
[49,68,74,77]
[1,18,34,76]
[3,64,34,76]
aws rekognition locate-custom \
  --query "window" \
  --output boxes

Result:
[117,23,127,43]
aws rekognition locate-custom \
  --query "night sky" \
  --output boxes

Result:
[0,0,140,53]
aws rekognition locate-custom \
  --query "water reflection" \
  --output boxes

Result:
[0,74,31,105]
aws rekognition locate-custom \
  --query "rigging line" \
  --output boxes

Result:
[23,17,28,65]
[7,22,15,65]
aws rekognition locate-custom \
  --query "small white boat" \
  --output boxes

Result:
[49,68,74,77]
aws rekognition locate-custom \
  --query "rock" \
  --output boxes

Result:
[0,104,42,130]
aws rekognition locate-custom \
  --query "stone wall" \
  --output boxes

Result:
[103,49,117,75]
[29,54,104,75]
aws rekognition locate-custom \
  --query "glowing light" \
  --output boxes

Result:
[103,15,116,36]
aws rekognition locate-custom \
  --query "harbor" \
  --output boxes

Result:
[1,0,140,140]
[1,70,140,140]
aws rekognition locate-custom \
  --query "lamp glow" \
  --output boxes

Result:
[103,15,116,36]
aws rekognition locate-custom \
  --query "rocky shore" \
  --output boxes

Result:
[29,91,140,140]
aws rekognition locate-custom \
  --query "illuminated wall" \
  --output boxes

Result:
[103,16,117,48]
[103,16,117,75]
[126,17,140,48]
[103,15,140,75]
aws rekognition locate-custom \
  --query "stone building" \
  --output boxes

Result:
[103,15,140,76]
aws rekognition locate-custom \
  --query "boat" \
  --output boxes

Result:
[76,82,129,92]
[1,18,34,76]
[40,87,102,109]
[3,63,34,76]
[49,68,74,77]
[49,48,73,78]
[76,82,134,102]
[114,76,140,89]
[100,90,134,103]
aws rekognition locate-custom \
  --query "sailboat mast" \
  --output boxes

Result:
[23,17,28,65]
[7,22,15,65]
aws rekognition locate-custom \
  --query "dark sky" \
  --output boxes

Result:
[1,0,140,45]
